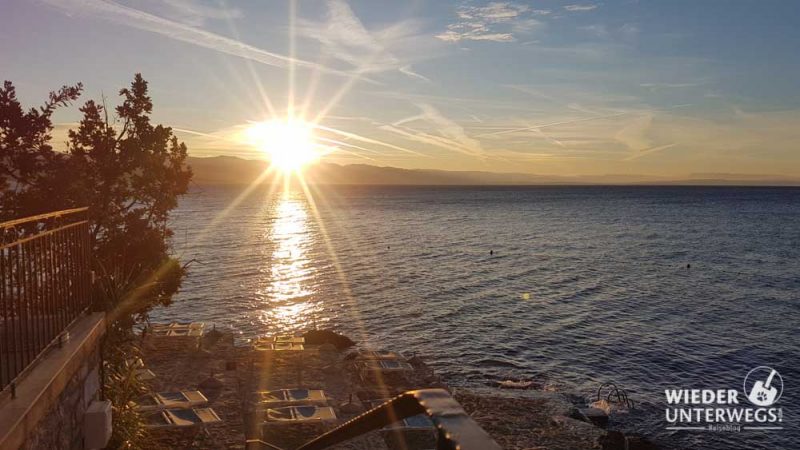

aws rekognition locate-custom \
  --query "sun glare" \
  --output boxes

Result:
[245,119,320,172]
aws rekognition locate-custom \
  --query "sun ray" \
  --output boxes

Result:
[299,54,329,121]
[288,0,297,119]
[292,176,390,391]
[221,7,277,119]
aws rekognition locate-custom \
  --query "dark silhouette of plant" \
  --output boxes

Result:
[1,74,192,448]
[0,80,83,216]
[1,74,191,315]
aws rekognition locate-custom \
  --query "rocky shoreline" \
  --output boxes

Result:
[138,328,658,449]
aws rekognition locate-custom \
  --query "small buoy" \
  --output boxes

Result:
[687,263,691,269]
[490,250,494,256]
[521,293,531,300]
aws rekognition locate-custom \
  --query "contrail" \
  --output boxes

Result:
[41,0,352,77]
[475,112,630,137]
[476,104,693,138]
[314,125,428,157]
[624,143,678,161]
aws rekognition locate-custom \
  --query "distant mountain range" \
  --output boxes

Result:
[187,156,800,186]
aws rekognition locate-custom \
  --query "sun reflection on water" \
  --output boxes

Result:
[258,193,325,333]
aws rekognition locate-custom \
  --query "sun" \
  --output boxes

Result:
[244,119,320,172]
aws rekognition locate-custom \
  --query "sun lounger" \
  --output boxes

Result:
[254,335,305,345]
[135,390,209,411]
[360,359,413,372]
[251,389,327,407]
[148,322,205,336]
[166,328,203,336]
[364,399,435,431]
[265,406,337,423]
[253,342,305,351]
[358,360,414,385]
[386,414,435,430]
[146,408,222,428]
[273,335,305,344]
[381,412,437,449]
[355,350,403,361]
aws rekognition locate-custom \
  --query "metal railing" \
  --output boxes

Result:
[0,208,91,392]
[247,389,501,450]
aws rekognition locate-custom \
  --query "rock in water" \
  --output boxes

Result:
[579,407,609,428]
[302,329,355,349]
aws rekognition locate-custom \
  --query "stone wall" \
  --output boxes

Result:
[21,345,102,450]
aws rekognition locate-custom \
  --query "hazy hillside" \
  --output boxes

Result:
[186,156,800,186]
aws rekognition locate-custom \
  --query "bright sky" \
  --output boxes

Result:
[2,0,799,177]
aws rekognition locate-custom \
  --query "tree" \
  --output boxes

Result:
[64,74,192,317]
[0,80,83,217]
[1,74,191,316]
[1,75,192,447]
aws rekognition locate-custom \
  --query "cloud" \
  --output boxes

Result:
[615,113,654,151]
[623,143,677,161]
[436,2,542,43]
[640,82,703,91]
[154,0,242,26]
[620,23,640,36]
[380,103,485,157]
[564,4,598,12]
[399,65,431,82]
[297,0,436,79]
[41,0,348,76]
[579,24,608,38]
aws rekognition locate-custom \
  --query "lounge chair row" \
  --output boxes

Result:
[136,390,209,411]
[147,407,222,428]
[147,321,205,337]
[253,335,305,351]
[253,388,338,424]
[131,363,223,429]
[265,405,337,423]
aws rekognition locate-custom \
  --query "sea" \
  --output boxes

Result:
[152,185,800,450]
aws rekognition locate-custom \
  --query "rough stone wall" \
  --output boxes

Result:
[21,347,102,450]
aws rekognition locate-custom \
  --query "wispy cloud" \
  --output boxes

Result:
[381,103,485,156]
[623,143,677,161]
[297,0,436,79]
[436,2,542,43]
[41,0,347,75]
[154,0,242,26]
[399,65,431,83]
[564,4,598,12]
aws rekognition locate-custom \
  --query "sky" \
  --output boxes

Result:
[2,0,799,178]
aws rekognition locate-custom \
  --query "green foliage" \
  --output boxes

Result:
[100,273,153,449]
[1,74,191,313]
[65,74,191,282]
[0,75,192,449]
[0,80,83,217]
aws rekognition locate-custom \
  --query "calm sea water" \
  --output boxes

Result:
[153,185,799,449]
